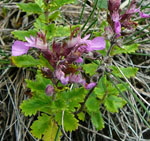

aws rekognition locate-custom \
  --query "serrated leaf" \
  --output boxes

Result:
[11,55,40,67]
[12,30,37,41]
[20,94,52,116]
[57,88,87,111]
[86,96,99,112]
[110,66,138,78]
[95,0,108,9]
[83,63,98,76]
[35,0,45,10]
[31,114,60,140]
[54,26,71,37]
[50,0,75,11]
[48,11,60,22]
[104,95,126,113]
[89,111,104,130]
[94,76,128,99]
[17,3,43,14]
[55,111,78,131]
[111,44,139,55]
[26,70,52,93]
[31,114,50,139]
[43,119,61,141]
[77,112,85,121]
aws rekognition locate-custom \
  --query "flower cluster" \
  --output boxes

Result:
[108,0,150,37]
[12,32,106,95]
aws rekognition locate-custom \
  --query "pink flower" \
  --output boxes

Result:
[55,69,69,85]
[139,12,150,18]
[45,85,54,96]
[12,32,47,56]
[12,41,30,56]
[25,36,47,50]
[85,82,97,89]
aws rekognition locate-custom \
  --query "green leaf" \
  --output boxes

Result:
[55,111,78,131]
[31,114,60,140]
[12,30,37,41]
[83,63,98,76]
[43,119,61,141]
[104,95,126,113]
[20,94,52,116]
[77,112,85,121]
[31,114,50,139]
[86,95,100,112]
[17,3,43,14]
[39,55,54,70]
[11,55,40,67]
[50,0,75,11]
[111,44,139,56]
[89,111,104,130]
[94,76,128,99]
[54,26,71,37]
[26,70,52,93]
[95,0,108,9]
[35,0,45,10]
[57,88,87,111]
[48,11,60,22]
[110,66,138,78]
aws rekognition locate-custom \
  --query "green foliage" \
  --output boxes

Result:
[94,76,128,99]
[20,94,52,116]
[31,113,60,140]
[83,63,98,76]
[50,0,75,11]
[12,30,37,41]
[89,111,104,130]
[31,114,51,139]
[86,95,99,112]
[55,111,78,131]
[111,44,139,56]
[11,55,40,67]
[26,71,52,93]
[104,95,126,113]
[17,3,43,14]
[35,0,45,10]
[110,66,138,78]
[57,88,87,112]
[95,0,108,9]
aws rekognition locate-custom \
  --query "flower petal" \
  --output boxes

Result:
[139,12,150,18]
[86,37,106,51]
[114,21,121,36]
[75,57,83,63]
[12,41,30,56]
[85,82,96,89]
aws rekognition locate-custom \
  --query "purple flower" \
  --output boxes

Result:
[84,37,106,52]
[68,34,106,52]
[55,69,69,85]
[75,57,83,63]
[69,74,86,85]
[85,82,97,89]
[12,41,30,56]
[45,84,54,96]
[12,32,47,56]
[108,0,150,37]
[139,12,150,18]
[25,36,47,50]
[114,21,121,36]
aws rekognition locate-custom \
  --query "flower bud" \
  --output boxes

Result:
[45,85,54,96]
